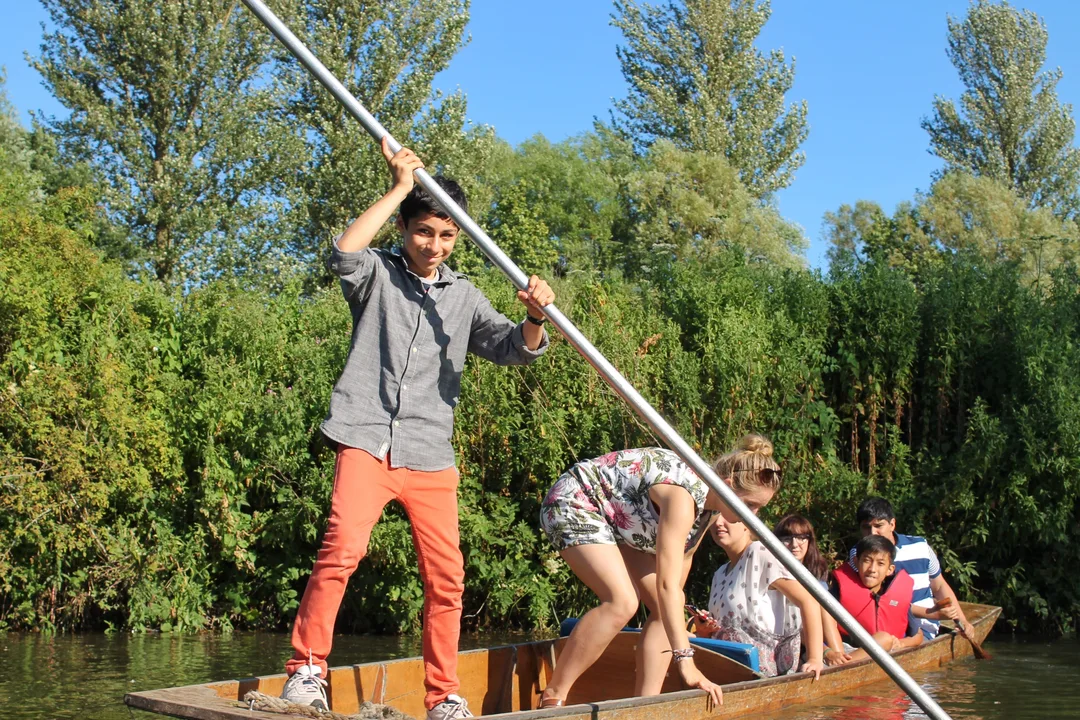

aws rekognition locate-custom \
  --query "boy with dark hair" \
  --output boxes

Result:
[850,497,969,640]
[831,535,925,659]
[280,139,555,720]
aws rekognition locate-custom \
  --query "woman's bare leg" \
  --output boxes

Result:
[542,544,639,703]
[620,545,693,696]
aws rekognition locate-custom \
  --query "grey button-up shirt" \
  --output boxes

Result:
[321,241,549,471]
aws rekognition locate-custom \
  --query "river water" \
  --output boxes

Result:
[0,631,1075,719]
[753,636,1080,720]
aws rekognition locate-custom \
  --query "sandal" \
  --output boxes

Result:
[539,689,565,708]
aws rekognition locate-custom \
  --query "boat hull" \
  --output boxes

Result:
[125,601,1000,720]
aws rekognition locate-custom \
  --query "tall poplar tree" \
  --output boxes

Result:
[32,0,306,284]
[282,0,495,267]
[922,0,1080,218]
[611,0,808,197]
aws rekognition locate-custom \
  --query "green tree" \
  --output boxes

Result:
[482,182,558,276]
[0,71,43,209]
[0,72,104,241]
[32,0,307,284]
[282,0,495,271]
[917,171,1078,282]
[824,201,888,269]
[611,0,808,197]
[825,174,1078,284]
[475,132,630,275]
[828,261,920,477]
[825,200,943,279]
[623,141,807,273]
[922,0,1080,218]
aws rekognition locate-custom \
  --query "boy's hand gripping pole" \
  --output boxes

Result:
[239,2,955,718]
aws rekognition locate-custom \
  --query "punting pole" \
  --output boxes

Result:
[239,2,955,717]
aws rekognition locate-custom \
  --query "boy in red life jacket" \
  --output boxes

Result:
[830,535,944,660]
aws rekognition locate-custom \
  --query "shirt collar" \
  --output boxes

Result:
[390,247,459,286]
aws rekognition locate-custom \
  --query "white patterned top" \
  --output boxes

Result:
[707,541,802,677]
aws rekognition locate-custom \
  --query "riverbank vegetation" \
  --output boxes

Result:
[2,0,1079,635]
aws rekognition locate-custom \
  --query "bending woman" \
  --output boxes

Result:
[774,514,851,668]
[537,436,782,708]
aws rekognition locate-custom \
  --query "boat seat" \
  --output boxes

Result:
[558,618,760,673]
[687,636,760,672]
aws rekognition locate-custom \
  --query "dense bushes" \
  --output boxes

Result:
[3,199,1080,633]
[6,0,1080,641]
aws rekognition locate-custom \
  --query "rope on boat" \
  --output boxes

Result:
[241,690,415,720]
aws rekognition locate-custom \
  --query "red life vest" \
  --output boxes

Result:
[832,563,913,638]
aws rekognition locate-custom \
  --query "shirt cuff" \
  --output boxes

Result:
[328,234,373,277]
[512,321,549,360]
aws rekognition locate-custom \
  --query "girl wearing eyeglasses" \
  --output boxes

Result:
[774,514,851,668]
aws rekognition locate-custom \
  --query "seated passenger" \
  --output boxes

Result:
[850,497,967,639]
[832,535,933,659]
[699,512,825,678]
[774,514,850,667]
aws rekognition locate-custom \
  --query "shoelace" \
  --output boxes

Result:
[300,649,328,692]
[446,696,470,718]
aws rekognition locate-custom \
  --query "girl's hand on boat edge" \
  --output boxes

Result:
[800,658,825,679]
[824,648,852,667]
[678,663,723,708]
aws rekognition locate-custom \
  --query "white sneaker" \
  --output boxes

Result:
[427,693,473,720]
[280,662,328,711]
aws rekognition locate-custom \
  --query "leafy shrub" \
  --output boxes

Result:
[2,207,1078,634]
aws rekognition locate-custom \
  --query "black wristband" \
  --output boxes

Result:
[525,314,547,326]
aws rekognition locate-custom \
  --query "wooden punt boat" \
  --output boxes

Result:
[125,601,999,720]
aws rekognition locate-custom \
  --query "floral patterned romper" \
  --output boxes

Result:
[540,447,716,554]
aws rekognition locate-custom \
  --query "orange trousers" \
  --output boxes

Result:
[286,447,464,710]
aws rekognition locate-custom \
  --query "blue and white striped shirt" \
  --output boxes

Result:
[849,532,942,639]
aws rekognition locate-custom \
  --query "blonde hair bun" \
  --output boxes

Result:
[737,433,774,457]
[713,433,782,494]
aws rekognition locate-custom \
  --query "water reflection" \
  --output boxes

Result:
[760,636,1079,720]
[0,633,1075,719]
[0,631,526,720]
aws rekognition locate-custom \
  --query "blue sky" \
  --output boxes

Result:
[3,0,1079,268]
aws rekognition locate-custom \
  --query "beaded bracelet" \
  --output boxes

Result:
[666,647,696,662]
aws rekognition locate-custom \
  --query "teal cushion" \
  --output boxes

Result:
[688,636,760,673]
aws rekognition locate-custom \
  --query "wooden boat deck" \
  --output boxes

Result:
[126,601,1000,720]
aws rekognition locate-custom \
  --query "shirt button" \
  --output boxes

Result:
[393,420,400,427]
[402,384,408,390]
[411,346,417,353]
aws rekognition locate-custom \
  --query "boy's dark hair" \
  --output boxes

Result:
[856,496,895,525]
[399,176,468,227]
[855,534,897,562]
